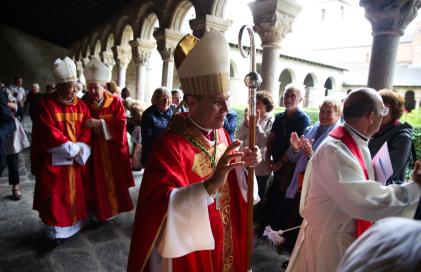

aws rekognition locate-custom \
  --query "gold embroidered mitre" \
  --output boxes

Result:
[174,30,230,96]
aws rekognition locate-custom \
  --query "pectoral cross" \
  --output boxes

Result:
[215,191,222,210]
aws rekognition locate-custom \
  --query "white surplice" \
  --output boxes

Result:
[286,125,421,272]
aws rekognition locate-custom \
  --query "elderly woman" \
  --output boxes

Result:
[237,90,275,230]
[141,87,175,166]
[280,97,342,253]
[265,83,311,232]
[368,89,414,185]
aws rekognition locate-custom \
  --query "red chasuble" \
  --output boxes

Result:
[84,91,134,221]
[32,94,91,227]
[128,113,248,272]
[329,125,372,237]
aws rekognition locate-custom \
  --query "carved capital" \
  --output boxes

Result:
[82,57,90,66]
[249,0,302,47]
[129,38,156,65]
[154,28,184,61]
[76,60,84,73]
[189,15,232,38]
[360,0,421,36]
[101,51,116,68]
[112,45,132,69]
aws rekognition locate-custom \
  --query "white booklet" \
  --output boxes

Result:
[372,142,393,185]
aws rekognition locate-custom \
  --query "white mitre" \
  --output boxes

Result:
[52,57,78,84]
[84,57,111,84]
[174,30,230,96]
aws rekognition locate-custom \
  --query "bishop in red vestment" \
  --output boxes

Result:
[127,30,261,272]
[32,57,92,240]
[83,58,134,221]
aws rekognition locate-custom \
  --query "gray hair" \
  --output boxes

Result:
[32,83,40,90]
[284,83,306,99]
[320,96,343,115]
[151,86,171,105]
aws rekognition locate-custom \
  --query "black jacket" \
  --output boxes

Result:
[0,91,16,173]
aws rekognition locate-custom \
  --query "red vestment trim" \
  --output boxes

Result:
[329,125,372,237]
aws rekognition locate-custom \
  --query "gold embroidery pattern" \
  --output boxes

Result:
[99,136,118,216]
[220,177,234,272]
[68,165,77,224]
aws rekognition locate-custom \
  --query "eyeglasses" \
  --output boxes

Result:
[380,107,389,117]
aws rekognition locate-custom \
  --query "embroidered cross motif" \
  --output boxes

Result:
[89,64,98,73]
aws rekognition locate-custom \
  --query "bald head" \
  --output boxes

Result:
[343,88,383,123]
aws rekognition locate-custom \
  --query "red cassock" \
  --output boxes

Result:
[127,113,248,272]
[32,94,91,227]
[84,91,134,221]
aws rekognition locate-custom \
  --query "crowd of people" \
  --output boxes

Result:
[0,28,420,272]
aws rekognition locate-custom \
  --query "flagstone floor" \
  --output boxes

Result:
[0,117,288,272]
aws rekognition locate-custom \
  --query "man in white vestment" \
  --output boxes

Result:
[286,88,421,272]
[337,217,421,272]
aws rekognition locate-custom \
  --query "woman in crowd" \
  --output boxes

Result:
[130,104,143,171]
[141,87,175,166]
[237,90,275,232]
[265,83,311,233]
[368,89,414,185]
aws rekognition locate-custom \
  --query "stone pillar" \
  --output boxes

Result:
[189,14,232,38]
[101,51,116,72]
[154,29,183,89]
[76,60,86,85]
[361,0,421,90]
[82,57,90,67]
[130,39,156,102]
[112,45,132,88]
[415,91,421,111]
[249,0,302,106]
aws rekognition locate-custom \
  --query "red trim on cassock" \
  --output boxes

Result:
[329,126,372,237]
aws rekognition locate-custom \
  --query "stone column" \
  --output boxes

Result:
[101,51,116,73]
[75,60,86,85]
[82,57,90,67]
[112,45,132,88]
[189,14,232,38]
[249,0,302,106]
[154,29,183,89]
[415,91,421,110]
[130,39,156,102]
[361,0,421,90]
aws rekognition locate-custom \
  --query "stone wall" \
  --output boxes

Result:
[0,24,69,91]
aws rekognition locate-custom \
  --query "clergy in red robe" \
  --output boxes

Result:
[127,30,261,272]
[32,57,92,242]
[82,57,134,222]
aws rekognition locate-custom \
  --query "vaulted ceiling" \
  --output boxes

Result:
[1,0,138,48]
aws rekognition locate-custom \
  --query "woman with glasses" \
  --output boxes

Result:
[368,89,415,185]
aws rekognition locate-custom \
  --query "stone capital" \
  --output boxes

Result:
[189,15,232,38]
[249,0,302,47]
[82,57,90,66]
[75,60,84,73]
[129,38,156,65]
[360,0,421,36]
[153,28,184,61]
[101,51,116,68]
[112,45,132,69]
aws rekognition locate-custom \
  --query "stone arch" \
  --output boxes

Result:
[140,13,159,39]
[120,25,134,46]
[82,39,90,59]
[324,76,336,96]
[115,15,133,45]
[89,33,99,54]
[93,39,102,56]
[279,68,295,106]
[105,34,115,52]
[101,26,113,50]
[169,0,194,32]
[404,90,416,112]
[133,1,156,36]
[303,73,317,107]
[211,0,228,17]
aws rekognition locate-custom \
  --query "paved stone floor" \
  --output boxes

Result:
[0,118,288,271]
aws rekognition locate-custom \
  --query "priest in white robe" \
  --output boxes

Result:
[286,88,421,272]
